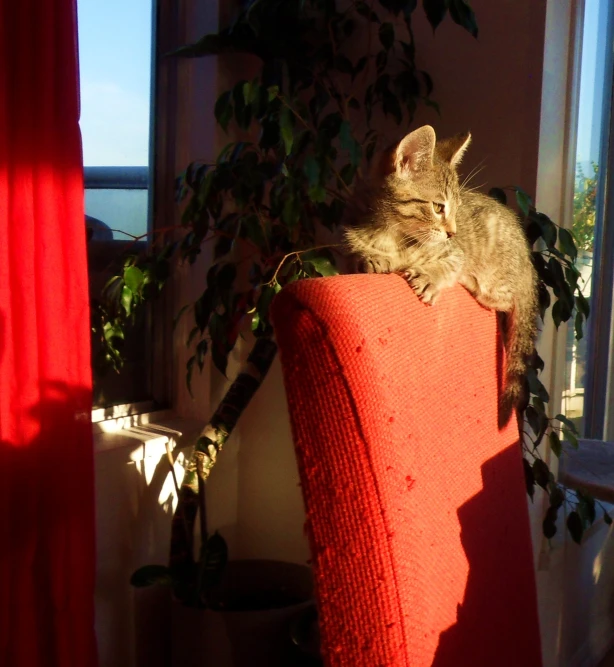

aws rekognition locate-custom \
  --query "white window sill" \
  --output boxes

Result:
[93,408,204,461]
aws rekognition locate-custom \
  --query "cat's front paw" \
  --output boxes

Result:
[357,256,393,274]
[401,271,440,305]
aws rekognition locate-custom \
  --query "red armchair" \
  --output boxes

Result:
[271,274,542,667]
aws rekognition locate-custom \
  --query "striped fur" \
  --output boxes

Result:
[343,126,538,426]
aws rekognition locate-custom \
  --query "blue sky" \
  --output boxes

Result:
[78,0,152,166]
[576,0,608,169]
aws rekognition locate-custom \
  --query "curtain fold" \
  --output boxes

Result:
[0,0,97,665]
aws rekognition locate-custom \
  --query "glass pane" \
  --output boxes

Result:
[85,189,149,240]
[78,0,152,167]
[78,0,154,408]
[563,0,611,432]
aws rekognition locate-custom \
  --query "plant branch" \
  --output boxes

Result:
[268,244,341,285]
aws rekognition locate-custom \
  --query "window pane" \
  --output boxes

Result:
[78,0,154,408]
[78,0,152,167]
[85,189,149,240]
[563,0,611,431]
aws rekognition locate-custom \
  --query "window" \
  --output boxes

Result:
[562,0,613,437]
[78,0,156,408]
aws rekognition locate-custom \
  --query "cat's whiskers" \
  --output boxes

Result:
[460,182,487,196]
[460,160,486,192]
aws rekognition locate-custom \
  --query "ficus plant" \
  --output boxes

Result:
[92,0,596,607]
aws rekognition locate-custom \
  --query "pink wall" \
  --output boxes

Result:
[411,0,548,200]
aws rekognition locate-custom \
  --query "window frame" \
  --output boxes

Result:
[82,0,174,413]
[579,1,614,440]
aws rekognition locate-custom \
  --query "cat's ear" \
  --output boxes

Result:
[438,131,471,167]
[394,125,436,174]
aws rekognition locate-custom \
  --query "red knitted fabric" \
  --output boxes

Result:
[271,274,542,667]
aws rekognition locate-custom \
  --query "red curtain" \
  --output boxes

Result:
[0,0,97,665]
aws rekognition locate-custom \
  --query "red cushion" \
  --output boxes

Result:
[271,274,542,667]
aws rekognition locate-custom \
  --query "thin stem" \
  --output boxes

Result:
[268,244,341,285]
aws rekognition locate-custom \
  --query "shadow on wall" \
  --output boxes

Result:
[95,433,182,667]
[431,445,542,667]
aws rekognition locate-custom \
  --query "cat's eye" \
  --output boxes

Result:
[432,202,445,216]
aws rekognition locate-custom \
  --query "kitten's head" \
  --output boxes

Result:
[373,125,471,246]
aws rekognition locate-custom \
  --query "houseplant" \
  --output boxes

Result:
[91,0,602,656]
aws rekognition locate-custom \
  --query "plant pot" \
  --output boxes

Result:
[171,559,321,667]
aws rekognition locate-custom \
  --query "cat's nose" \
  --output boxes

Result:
[446,230,456,238]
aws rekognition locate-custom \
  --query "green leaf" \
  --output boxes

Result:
[448,0,478,38]
[242,80,259,105]
[340,163,357,186]
[382,90,402,124]
[103,320,124,343]
[543,506,558,539]
[196,339,208,372]
[334,54,354,75]
[308,183,327,203]
[302,251,338,277]
[562,428,579,449]
[488,187,507,205]
[577,491,596,525]
[515,188,532,217]
[567,510,584,544]
[267,85,279,101]
[340,121,362,167]
[319,112,343,139]
[523,458,535,500]
[257,285,277,323]
[215,91,233,132]
[130,565,172,588]
[279,106,294,156]
[575,312,584,341]
[187,325,200,348]
[576,292,590,318]
[525,405,539,435]
[355,1,380,22]
[379,22,394,50]
[303,155,320,186]
[532,459,550,491]
[121,286,133,317]
[554,413,578,433]
[124,266,145,293]
[558,227,578,260]
[251,311,260,332]
[423,0,447,31]
[549,431,562,458]
[537,213,557,248]
[282,191,301,228]
[352,58,368,81]
[550,486,565,510]
[527,368,550,402]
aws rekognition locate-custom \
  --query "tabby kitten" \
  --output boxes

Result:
[343,125,538,425]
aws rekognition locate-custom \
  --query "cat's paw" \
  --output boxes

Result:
[357,256,392,274]
[401,271,440,305]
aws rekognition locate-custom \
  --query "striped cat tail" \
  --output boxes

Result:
[499,289,538,428]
